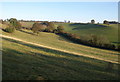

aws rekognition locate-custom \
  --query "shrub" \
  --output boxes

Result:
[32,22,47,34]
[117,45,120,50]
[91,19,95,24]
[41,22,56,33]
[8,18,22,30]
[44,27,53,32]
[103,20,109,25]
[4,27,15,33]
[103,44,115,50]
[53,29,59,33]
[57,25,64,33]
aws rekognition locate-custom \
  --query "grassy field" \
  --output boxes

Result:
[20,22,119,44]
[55,23,118,44]
[1,22,119,80]
[2,29,119,62]
[2,34,119,80]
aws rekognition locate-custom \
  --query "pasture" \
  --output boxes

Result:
[1,22,119,80]
[20,22,119,44]
[2,32,119,80]
[55,23,118,44]
[2,29,119,62]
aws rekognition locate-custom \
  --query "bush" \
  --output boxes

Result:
[4,27,15,33]
[57,25,64,33]
[44,27,53,32]
[103,44,115,50]
[117,45,120,50]
[32,23,47,34]
[8,18,22,30]
[103,20,109,25]
[91,19,95,24]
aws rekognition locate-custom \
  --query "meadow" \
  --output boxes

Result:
[1,22,119,80]
[2,29,119,62]
[55,23,118,44]
[19,22,119,44]
[2,32,119,80]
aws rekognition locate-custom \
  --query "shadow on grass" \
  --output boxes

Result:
[112,42,120,44]
[70,23,107,27]
[2,37,119,80]
[3,48,119,80]
[19,29,34,35]
[70,23,108,30]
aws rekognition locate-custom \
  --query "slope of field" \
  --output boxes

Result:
[1,35,119,64]
[2,34,119,80]
[56,23,118,44]
[2,29,119,63]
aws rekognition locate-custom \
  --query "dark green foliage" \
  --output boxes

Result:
[42,22,55,32]
[4,27,15,33]
[91,19,95,24]
[31,22,47,34]
[44,27,53,32]
[57,25,64,33]
[8,18,22,30]
[117,45,120,50]
[103,44,115,50]
[53,29,59,33]
[103,20,109,25]
[47,22,55,31]
[57,31,117,50]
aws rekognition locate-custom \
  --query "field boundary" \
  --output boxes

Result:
[1,34,119,64]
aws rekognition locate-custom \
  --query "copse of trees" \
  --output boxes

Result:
[8,18,22,30]
[57,25,64,33]
[103,20,109,25]
[4,24,15,33]
[32,22,56,34]
[91,19,95,24]
[31,22,47,34]
[44,22,55,32]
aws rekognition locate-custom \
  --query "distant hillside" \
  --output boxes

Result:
[3,21,118,44]
[56,23,118,44]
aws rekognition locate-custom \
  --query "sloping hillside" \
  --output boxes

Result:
[56,23,118,44]
[2,29,119,62]
[2,33,119,80]
[1,27,119,80]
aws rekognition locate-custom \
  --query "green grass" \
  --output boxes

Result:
[56,23,118,44]
[19,22,119,44]
[1,23,119,80]
[2,29,119,62]
[2,37,119,80]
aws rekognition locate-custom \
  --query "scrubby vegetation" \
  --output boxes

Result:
[8,18,22,30]
[55,30,118,51]
[31,22,47,34]
[4,27,15,33]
